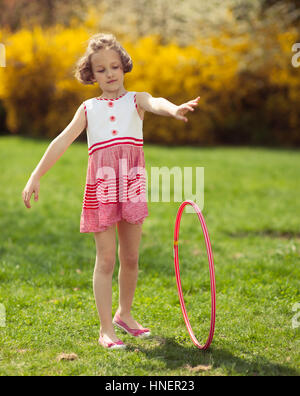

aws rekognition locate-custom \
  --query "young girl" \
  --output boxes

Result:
[22,33,200,350]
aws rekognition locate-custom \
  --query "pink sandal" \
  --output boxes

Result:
[113,313,151,338]
[98,334,126,350]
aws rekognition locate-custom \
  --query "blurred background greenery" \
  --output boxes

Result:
[0,0,299,146]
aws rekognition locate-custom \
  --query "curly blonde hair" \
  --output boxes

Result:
[74,33,133,85]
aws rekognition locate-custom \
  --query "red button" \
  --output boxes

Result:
[110,116,116,122]
[112,130,118,135]
[108,102,114,107]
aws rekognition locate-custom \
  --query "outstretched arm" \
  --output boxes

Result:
[22,103,86,209]
[136,92,200,122]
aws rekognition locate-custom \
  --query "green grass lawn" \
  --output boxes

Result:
[0,135,299,376]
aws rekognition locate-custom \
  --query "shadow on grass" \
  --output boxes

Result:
[126,336,299,376]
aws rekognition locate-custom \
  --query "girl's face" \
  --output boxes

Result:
[91,49,125,93]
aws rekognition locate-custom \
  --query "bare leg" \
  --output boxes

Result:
[94,224,121,343]
[115,219,145,329]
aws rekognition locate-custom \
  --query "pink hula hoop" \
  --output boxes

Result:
[173,200,216,350]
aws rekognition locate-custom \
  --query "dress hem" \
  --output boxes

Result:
[80,214,149,233]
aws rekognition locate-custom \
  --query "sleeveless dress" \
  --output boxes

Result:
[80,91,149,233]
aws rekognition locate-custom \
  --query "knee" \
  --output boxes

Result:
[95,255,116,276]
[120,253,139,271]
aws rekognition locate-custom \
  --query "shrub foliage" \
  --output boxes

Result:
[0,3,299,146]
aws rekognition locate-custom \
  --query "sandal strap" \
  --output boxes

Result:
[99,335,125,348]
[114,314,150,336]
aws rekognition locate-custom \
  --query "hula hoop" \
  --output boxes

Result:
[173,200,216,350]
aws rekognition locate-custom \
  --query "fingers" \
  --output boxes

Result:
[177,115,188,123]
[186,105,195,112]
[176,96,200,122]
[22,179,40,208]
[190,97,200,105]
[22,190,31,208]
[22,189,33,208]
[185,97,200,111]
[182,104,196,114]
[188,96,200,105]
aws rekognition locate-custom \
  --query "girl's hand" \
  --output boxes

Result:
[173,96,200,122]
[22,175,40,209]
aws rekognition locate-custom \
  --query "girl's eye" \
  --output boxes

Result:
[97,66,119,73]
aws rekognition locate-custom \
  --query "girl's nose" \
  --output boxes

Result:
[106,69,113,78]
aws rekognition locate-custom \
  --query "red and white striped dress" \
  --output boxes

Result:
[80,91,149,233]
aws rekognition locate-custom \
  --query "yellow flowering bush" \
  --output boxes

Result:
[0,16,299,146]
